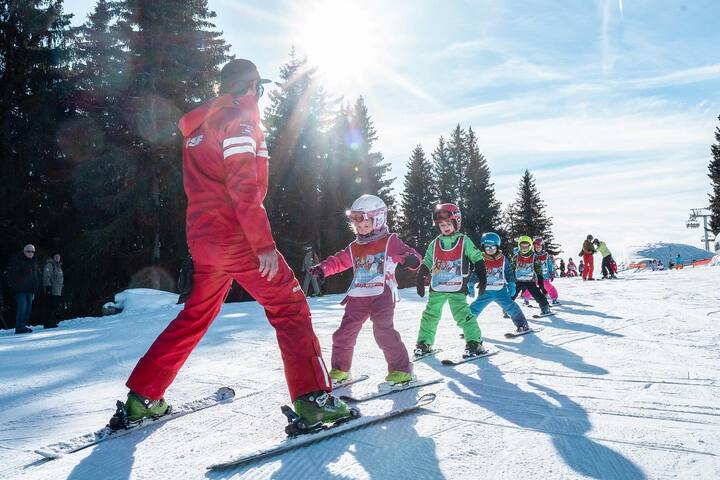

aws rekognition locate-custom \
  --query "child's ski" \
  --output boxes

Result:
[35,386,236,459]
[504,327,543,338]
[339,377,443,403]
[440,348,499,366]
[331,374,369,389]
[207,393,437,470]
[532,312,554,318]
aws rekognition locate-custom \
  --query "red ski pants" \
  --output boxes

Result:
[126,239,331,401]
[582,253,594,280]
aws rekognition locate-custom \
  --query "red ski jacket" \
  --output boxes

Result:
[178,94,274,256]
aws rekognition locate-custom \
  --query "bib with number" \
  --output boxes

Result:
[431,236,465,292]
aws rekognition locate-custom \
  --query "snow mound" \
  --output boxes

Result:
[104,288,179,315]
[624,242,713,266]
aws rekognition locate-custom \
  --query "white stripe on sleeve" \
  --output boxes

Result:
[224,145,255,158]
[223,136,256,150]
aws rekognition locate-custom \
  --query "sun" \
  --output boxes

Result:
[292,1,386,92]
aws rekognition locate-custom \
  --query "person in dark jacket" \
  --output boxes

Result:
[6,244,41,334]
[42,253,64,328]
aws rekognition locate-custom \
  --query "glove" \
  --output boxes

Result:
[45,286,52,295]
[416,264,429,297]
[309,265,324,281]
[401,253,420,269]
[466,274,477,297]
[507,282,516,298]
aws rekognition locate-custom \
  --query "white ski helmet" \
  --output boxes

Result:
[347,194,387,231]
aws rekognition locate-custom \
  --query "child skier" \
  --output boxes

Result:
[309,195,421,386]
[566,258,578,277]
[470,232,530,334]
[522,237,559,305]
[415,203,488,357]
[512,236,551,315]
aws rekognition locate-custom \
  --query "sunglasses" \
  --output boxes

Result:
[25,250,35,253]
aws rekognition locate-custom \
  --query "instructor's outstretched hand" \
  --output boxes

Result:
[258,251,279,281]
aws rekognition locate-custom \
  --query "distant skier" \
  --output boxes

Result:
[566,258,578,277]
[559,258,566,277]
[522,237,559,305]
[579,260,585,276]
[580,234,596,281]
[675,253,683,270]
[309,195,421,386]
[109,59,352,431]
[469,232,530,334]
[593,238,617,279]
[415,203,488,358]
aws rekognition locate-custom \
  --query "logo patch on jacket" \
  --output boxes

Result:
[239,124,255,136]
[186,134,204,147]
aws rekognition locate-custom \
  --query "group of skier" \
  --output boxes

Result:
[105,58,564,436]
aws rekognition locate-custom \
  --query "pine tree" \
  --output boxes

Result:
[432,136,454,204]
[506,170,559,254]
[463,127,502,241]
[349,97,396,230]
[264,50,331,270]
[446,124,468,211]
[399,145,437,250]
[0,0,76,271]
[709,115,720,235]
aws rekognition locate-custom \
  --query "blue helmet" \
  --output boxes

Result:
[481,232,501,248]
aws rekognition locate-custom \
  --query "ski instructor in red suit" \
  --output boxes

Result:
[110,59,351,429]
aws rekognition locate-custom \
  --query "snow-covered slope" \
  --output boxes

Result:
[1,266,719,479]
[624,242,713,265]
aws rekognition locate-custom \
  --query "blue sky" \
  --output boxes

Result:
[67,0,720,258]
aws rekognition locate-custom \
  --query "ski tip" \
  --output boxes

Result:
[417,392,437,405]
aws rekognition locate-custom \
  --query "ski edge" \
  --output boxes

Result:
[440,348,499,366]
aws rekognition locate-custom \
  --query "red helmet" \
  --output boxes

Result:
[533,237,544,249]
[433,203,461,230]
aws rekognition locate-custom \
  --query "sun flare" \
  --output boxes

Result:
[293,1,386,92]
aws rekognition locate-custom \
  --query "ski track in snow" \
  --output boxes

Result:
[1,267,719,479]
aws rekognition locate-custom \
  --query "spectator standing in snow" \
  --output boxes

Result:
[6,244,41,334]
[301,244,322,297]
[580,235,596,281]
[559,258,566,277]
[42,252,64,328]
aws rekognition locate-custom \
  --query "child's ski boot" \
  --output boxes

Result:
[385,370,413,385]
[329,369,349,383]
[109,391,171,430]
[540,305,552,316]
[463,340,488,358]
[414,342,432,357]
[516,324,531,334]
[551,299,560,306]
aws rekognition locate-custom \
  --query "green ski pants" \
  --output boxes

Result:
[417,291,481,345]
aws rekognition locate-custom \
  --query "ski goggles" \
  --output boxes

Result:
[433,210,455,222]
[347,208,384,223]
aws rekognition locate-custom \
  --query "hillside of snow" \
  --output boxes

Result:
[623,242,713,265]
[1,265,719,479]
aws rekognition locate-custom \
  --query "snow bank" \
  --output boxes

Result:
[103,288,179,315]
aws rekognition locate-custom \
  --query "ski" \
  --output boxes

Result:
[504,327,543,338]
[339,377,443,403]
[35,386,236,459]
[207,393,437,470]
[440,348,499,366]
[532,312,554,318]
[413,348,442,361]
[332,374,369,389]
